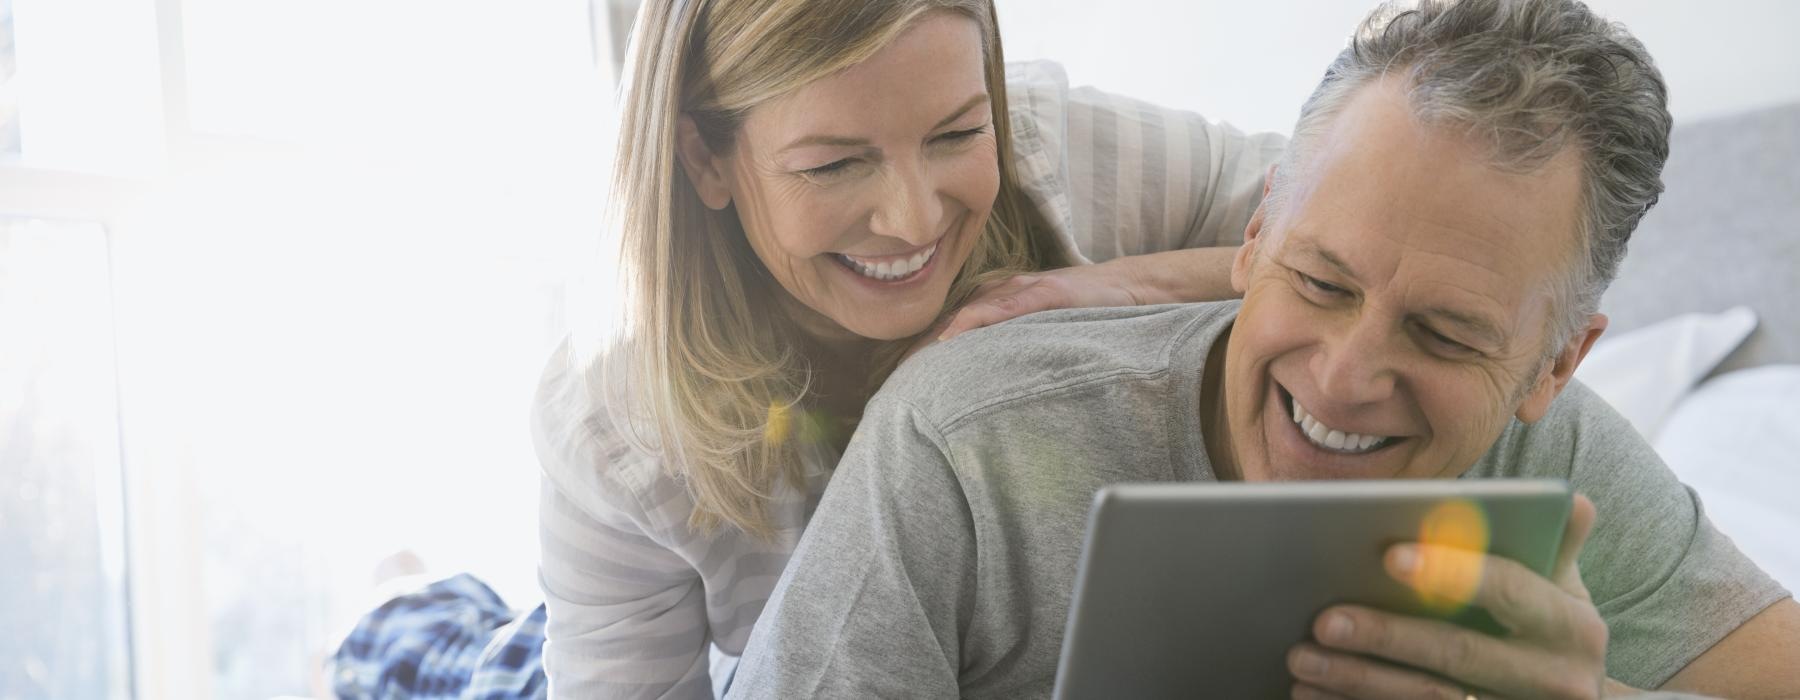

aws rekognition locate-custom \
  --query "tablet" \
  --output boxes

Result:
[1051,479,1571,699]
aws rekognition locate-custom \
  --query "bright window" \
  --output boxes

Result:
[0,216,132,699]
[4,1,622,698]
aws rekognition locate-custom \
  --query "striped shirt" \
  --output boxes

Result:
[531,60,1286,699]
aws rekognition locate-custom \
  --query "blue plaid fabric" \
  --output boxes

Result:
[331,574,548,700]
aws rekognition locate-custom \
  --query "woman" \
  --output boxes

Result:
[332,0,1282,697]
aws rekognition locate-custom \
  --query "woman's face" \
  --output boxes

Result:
[682,13,999,342]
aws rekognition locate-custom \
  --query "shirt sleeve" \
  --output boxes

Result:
[532,345,715,700]
[537,477,715,699]
[1504,383,1791,689]
[1005,61,1286,264]
[727,397,974,698]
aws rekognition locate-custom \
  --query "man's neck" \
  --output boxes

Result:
[1200,323,1241,482]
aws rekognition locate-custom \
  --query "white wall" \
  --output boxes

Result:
[998,0,1800,136]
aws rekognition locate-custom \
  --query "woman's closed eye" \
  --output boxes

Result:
[801,159,856,178]
[933,125,989,145]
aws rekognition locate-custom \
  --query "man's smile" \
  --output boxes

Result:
[1286,389,1396,454]
[1266,381,1413,476]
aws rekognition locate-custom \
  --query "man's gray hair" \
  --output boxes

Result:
[1267,0,1671,350]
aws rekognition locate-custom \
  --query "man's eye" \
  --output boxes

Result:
[1422,325,1475,354]
[1300,273,1348,297]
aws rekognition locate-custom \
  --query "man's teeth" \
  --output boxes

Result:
[1291,397,1391,454]
[841,243,936,281]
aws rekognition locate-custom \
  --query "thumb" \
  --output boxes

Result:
[1552,493,1598,596]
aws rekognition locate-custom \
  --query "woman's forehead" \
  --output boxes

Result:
[739,13,990,148]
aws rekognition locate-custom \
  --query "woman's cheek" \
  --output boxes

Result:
[961,138,1002,207]
[767,183,860,257]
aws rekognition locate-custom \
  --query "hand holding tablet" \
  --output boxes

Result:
[1052,479,1609,699]
[1289,491,1608,700]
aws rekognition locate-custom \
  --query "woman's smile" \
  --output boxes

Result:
[832,238,941,283]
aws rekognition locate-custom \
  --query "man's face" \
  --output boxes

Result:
[1218,78,1601,483]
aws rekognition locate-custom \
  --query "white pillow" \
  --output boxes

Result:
[1575,306,1757,440]
[1655,366,1800,593]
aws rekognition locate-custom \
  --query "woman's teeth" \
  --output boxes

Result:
[838,243,937,282]
[1291,397,1393,454]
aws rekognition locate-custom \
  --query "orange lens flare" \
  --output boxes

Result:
[1413,498,1491,615]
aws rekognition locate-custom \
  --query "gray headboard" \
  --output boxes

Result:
[1599,102,1800,375]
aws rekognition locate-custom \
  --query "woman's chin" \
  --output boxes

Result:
[833,314,936,342]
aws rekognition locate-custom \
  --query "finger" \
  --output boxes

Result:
[897,327,943,364]
[1310,605,1528,696]
[1551,494,1597,596]
[1287,642,1474,700]
[978,273,1037,295]
[938,277,1037,340]
[965,274,1037,304]
[1290,682,1357,700]
[1387,544,1572,638]
[938,283,1057,340]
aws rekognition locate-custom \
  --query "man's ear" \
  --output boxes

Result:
[675,115,733,211]
[1515,313,1609,423]
[1231,164,1279,294]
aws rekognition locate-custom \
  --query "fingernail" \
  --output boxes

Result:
[1392,544,1419,575]
[1321,612,1353,643]
[1295,648,1330,677]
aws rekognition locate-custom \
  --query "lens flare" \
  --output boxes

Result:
[1413,498,1490,614]
[764,401,792,447]
[793,409,824,445]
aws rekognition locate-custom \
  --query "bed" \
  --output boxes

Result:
[1577,101,1800,592]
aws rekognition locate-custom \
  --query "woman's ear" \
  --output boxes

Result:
[676,115,733,211]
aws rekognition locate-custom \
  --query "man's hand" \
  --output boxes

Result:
[1287,495,1621,700]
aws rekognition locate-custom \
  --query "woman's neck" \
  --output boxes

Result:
[775,290,882,422]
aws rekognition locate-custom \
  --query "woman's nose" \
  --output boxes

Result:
[868,158,944,246]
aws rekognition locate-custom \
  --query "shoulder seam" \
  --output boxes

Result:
[927,305,1223,434]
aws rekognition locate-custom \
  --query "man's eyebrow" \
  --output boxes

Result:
[1292,239,1360,284]
[778,93,990,154]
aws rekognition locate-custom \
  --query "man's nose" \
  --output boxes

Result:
[1311,318,1398,405]
[868,157,944,246]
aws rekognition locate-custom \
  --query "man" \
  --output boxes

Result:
[729,0,1800,697]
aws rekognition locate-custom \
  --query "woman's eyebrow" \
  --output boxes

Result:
[778,92,991,154]
[929,92,991,131]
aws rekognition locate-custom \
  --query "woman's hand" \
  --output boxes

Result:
[947,246,1242,337]
[937,263,1147,341]
[1286,494,1632,700]
[901,247,1240,363]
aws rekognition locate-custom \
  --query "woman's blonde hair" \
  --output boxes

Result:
[600,0,1070,538]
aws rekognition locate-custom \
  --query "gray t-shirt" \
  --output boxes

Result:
[728,302,1789,698]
